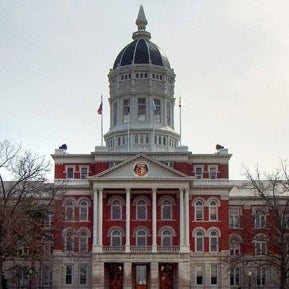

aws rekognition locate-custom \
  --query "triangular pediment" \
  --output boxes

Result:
[89,154,189,180]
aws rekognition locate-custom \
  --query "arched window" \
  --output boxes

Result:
[230,238,240,256]
[65,231,74,252]
[79,230,89,252]
[161,229,173,247]
[195,230,204,252]
[65,200,74,221]
[209,200,218,221]
[111,229,122,247]
[136,229,147,246]
[79,200,88,221]
[111,199,122,220]
[195,200,204,221]
[136,199,147,220]
[209,230,219,252]
[162,199,172,220]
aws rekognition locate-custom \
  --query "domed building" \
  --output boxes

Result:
[2,6,284,289]
[50,6,233,289]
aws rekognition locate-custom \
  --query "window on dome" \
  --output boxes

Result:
[113,101,118,126]
[138,98,146,121]
[123,98,130,123]
[153,98,161,123]
[166,101,171,127]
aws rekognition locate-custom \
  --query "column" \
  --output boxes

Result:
[152,188,157,252]
[125,188,131,252]
[185,188,190,246]
[179,188,184,249]
[98,188,103,247]
[92,189,98,251]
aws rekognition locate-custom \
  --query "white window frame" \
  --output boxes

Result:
[229,209,240,228]
[195,265,204,285]
[195,200,204,221]
[194,166,204,179]
[65,264,73,285]
[111,199,122,220]
[195,230,204,252]
[208,166,218,179]
[136,199,147,220]
[66,166,75,179]
[79,200,88,221]
[79,264,89,285]
[209,200,218,221]
[80,166,89,179]
[210,264,218,285]
[230,267,240,286]
[161,199,172,220]
[255,209,266,229]
[209,230,219,252]
[256,267,266,286]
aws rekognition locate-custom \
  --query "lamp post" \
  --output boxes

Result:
[248,271,252,289]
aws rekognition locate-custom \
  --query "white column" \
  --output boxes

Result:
[125,188,131,252]
[93,189,98,250]
[152,188,157,252]
[98,188,103,247]
[179,188,184,248]
[185,188,190,246]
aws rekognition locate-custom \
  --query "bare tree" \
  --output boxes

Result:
[0,140,59,289]
[230,161,289,289]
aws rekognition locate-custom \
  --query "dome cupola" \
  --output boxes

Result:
[105,6,179,153]
[113,5,171,69]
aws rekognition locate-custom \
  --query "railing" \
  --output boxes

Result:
[101,245,180,253]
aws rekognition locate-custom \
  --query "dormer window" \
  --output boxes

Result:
[194,166,203,179]
[209,166,218,179]
[66,167,74,179]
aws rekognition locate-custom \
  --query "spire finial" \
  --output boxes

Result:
[136,5,148,31]
[132,5,151,40]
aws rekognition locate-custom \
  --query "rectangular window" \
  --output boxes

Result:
[257,267,266,286]
[209,166,217,179]
[195,265,204,285]
[195,166,203,179]
[255,209,266,228]
[166,101,171,127]
[67,167,74,179]
[80,167,88,179]
[210,264,218,285]
[138,98,146,121]
[123,98,130,123]
[65,265,73,284]
[113,101,118,126]
[79,264,88,285]
[230,267,240,286]
[229,209,240,228]
[153,98,161,123]
[255,241,267,255]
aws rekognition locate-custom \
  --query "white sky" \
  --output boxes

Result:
[1,0,289,180]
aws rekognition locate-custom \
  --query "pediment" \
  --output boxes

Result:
[89,154,189,180]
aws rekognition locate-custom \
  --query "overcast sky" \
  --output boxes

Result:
[1,0,288,180]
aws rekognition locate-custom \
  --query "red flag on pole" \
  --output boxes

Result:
[97,102,103,115]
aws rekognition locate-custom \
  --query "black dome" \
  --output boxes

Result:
[113,38,171,69]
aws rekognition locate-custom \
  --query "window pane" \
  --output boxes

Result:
[66,265,73,284]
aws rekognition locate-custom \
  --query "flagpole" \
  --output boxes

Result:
[101,94,103,146]
[179,97,182,146]
[127,100,130,152]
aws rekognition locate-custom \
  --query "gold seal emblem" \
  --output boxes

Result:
[133,162,148,176]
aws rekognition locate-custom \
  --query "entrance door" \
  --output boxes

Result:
[159,264,174,289]
[135,264,148,289]
[109,264,123,289]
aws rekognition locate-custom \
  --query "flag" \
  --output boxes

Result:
[97,102,103,115]
[179,97,182,108]
[151,100,156,111]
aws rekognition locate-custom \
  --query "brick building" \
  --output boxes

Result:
[5,5,282,289]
